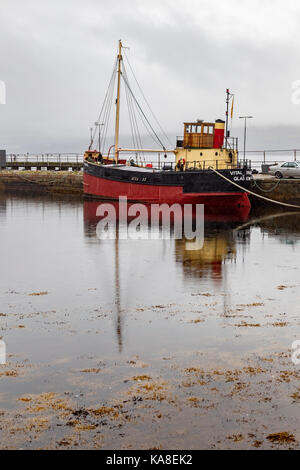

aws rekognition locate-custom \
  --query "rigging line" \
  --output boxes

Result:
[103,73,116,145]
[92,72,113,150]
[130,87,143,153]
[122,63,143,153]
[123,74,163,150]
[123,50,172,147]
[99,81,112,152]
[92,58,117,149]
[130,90,143,151]
[102,63,117,150]
[123,64,152,151]
[127,87,161,150]
[91,58,118,148]
[102,85,115,154]
[135,100,163,149]
[122,70,162,150]
[124,79,138,153]
[123,64,139,151]
[101,65,117,153]
[97,58,117,122]
[121,72,166,149]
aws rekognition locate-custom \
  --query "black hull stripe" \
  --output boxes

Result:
[83,162,253,194]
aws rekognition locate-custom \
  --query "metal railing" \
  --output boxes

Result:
[6,153,83,164]
[239,149,300,172]
[184,159,251,171]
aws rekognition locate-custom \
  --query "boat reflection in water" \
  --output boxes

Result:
[83,200,251,351]
[83,200,250,235]
[176,226,237,282]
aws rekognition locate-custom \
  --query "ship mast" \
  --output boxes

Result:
[225,88,230,149]
[114,40,123,164]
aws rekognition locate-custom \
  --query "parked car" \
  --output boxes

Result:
[268,161,300,178]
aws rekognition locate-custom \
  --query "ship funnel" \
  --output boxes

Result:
[214,119,225,148]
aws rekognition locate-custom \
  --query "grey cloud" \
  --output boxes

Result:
[0,0,300,153]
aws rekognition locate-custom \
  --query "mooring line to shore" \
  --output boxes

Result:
[252,178,282,193]
[7,172,73,186]
[209,167,300,209]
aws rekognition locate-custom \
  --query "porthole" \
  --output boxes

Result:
[200,152,203,156]
[215,152,218,156]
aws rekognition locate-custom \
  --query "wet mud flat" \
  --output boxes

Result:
[0,297,299,450]
[0,194,300,449]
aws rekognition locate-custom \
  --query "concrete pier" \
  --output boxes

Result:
[0,170,83,195]
[250,174,300,207]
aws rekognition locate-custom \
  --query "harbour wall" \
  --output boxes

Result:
[1,170,300,209]
[249,176,300,208]
[0,170,83,195]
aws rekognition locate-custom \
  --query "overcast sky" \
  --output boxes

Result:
[1,0,300,153]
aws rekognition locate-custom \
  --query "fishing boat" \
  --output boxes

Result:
[83,40,252,213]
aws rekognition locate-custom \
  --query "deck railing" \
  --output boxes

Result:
[123,159,252,171]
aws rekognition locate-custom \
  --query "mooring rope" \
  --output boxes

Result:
[5,173,82,196]
[252,178,282,193]
[209,167,300,209]
[11,173,71,186]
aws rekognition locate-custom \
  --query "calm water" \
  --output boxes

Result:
[0,194,299,449]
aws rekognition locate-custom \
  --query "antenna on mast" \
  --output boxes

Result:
[114,40,123,164]
[225,89,235,149]
[225,89,230,149]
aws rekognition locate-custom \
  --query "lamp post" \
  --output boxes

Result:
[94,122,104,153]
[239,116,253,166]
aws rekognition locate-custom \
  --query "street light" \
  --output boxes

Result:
[239,116,253,166]
[94,122,104,153]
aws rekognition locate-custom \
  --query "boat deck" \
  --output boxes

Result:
[104,164,163,173]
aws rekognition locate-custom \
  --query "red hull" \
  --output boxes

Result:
[83,172,251,213]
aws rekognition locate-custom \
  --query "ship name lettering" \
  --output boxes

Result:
[233,176,245,181]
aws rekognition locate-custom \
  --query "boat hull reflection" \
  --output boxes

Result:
[84,200,250,281]
[83,200,250,226]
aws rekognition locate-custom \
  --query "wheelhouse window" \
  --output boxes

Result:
[183,122,215,149]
